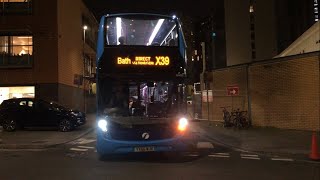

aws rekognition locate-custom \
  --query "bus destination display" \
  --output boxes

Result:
[117,56,170,66]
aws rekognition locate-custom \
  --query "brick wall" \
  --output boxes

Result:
[202,66,248,120]
[204,52,320,131]
[250,54,319,131]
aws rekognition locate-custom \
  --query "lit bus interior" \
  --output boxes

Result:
[98,79,185,119]
[105,15,178,46]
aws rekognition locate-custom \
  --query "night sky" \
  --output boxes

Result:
[84,0,222,19]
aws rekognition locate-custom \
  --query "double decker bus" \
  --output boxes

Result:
[95,13,190,157]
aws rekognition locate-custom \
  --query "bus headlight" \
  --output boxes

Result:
[98,119,108,132]
[178,117,188,132]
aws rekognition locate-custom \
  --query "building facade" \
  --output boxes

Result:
[0,0,97,112]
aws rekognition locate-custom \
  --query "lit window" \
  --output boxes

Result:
[0,0,32,15]
[249,5,254,13]
[0,0,30,2]
[0,35,33,67]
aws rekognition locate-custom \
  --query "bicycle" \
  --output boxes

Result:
[231,109,250,129]
[220,106,234,127]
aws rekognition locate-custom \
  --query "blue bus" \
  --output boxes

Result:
[95,13,190,157]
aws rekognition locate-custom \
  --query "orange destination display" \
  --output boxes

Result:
[117,56,170,66]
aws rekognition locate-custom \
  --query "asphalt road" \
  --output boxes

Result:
[0,131,319,180]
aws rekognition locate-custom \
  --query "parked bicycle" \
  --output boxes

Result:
[220,106,233,127]
[231,109,251,129]
[220,107,251,129]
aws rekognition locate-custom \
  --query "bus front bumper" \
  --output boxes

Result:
[96,131,192,155]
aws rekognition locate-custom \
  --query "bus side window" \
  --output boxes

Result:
[168,39,175,46]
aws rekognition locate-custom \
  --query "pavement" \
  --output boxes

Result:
[0,114,96,149]
[194,120,319,158]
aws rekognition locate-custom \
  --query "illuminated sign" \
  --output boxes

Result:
[117,56,170,66]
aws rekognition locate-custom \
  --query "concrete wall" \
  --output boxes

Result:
[57,0,83,88]
[224,0,251,66]
[203,52,319,131]
[254,0,278,60]
[277,21,320,57]
[224,0,278,65]
[58,83,84,111]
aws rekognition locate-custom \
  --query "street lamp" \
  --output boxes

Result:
[83,25,88,113]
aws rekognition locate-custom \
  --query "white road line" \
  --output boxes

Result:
[208,154,230,158]
[196,142,214,149]
[214,152,230,155]
[187,154,199,157]
[77,139,96,144]
[241,156,260,160]
[77,146,95,149]
[70,148,89,152]
[241,154,259,157]
[271,158,294,162]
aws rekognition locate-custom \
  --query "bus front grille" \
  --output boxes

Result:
[108,123,176,141]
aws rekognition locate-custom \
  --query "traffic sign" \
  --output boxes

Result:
[227,86,239,96]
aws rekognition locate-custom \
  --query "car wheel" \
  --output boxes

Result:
[59,119,73,132]
[3,119,17,132]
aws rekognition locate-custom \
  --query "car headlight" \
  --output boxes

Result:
[177,117,188,132]
[98,119,108,132]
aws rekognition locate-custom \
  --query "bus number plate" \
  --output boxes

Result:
[134,146,155,152]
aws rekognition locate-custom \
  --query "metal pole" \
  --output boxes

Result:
[83,26,87,113]
[246,65,252,125]
[206,82,209,121]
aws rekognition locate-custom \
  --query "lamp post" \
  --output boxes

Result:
[83,25,88,113]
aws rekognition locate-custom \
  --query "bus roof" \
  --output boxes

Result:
[103,13,175,19]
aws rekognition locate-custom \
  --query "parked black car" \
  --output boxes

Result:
[0,98,86,132]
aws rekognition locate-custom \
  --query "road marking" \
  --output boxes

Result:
[69,138,96,145]
[77,146,95,149]
[77,139,96,144]
[208,154,230,158]
[214,152,230,155]
[241,156,260,160]
[0,149,45,152]
[241,154,259,157]
[187,154,199,157]
[196,142,214,149]
[70,148,89,152]
[271,158,294,162]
